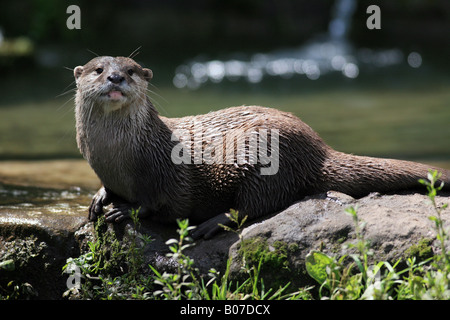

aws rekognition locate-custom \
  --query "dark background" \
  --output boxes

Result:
[1,0,449,82]
[0,0,449,162]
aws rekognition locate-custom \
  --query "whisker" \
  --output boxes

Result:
[128,46,142,59]
[55,85,76,98]
[86,101,95,125]
[147,83,168,104]
[141,83,170,116]
[57,95,75,112]
[57,96,77,120]
[87,48,100,57]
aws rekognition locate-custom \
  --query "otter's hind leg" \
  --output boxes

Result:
[191,213,233,240]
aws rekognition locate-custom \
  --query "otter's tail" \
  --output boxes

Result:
[322,151,450,198]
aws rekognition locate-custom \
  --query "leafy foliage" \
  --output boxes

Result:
[62,170,449,300]
[305,170,450,300]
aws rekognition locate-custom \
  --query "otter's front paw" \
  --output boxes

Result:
[88,187,113,221]
[104,203,134,223]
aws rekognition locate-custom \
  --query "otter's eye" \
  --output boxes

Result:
[95,68,103,75]
[127,69,134,76]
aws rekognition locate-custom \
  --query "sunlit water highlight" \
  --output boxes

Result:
[173,0,422,90]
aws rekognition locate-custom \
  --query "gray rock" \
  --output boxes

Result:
[135,190,449,290]
[1,177,449,298]
[0,184,90,299]
[223,191,449,289]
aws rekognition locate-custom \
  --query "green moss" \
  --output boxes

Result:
[236,237,307,292]
[0,236,45,299]
[239,237,290,270]
[288,243,299,253]
[91,216,127,274]
[0,236,47,269]
[404,238,434,262]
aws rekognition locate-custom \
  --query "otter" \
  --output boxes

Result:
[74,56,450,239]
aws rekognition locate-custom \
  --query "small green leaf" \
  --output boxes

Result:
[351,254,364,273]
[165,239,178,245]
[305,251,334,287]
[0,259,15,271]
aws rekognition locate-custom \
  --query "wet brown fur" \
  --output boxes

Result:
[74,56,450,239]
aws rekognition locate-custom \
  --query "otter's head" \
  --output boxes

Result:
[74,56,152,113]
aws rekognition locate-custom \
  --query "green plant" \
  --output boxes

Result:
[306,206,384,299]
[149,219,201,299]
[305,169,450,300]
[419,170,450,268]
[63,209,153,299]
[218,210,311,300]
[409,170,450,299]
[219,209,247,238]
[149,212,311,300]
[63,170,448,300]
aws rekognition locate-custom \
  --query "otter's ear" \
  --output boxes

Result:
[142,68,153,82]
[74,66,84,81]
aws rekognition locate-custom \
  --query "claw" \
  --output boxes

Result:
[105,204,132,223]
[87,187,147,224]
[88,187,109,221]
[87,187,121,221]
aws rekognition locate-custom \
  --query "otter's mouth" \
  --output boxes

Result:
[108,90,124,101]
[102,85,126,102]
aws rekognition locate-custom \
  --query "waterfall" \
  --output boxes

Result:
[173,0,411,89]
[328,0,357,41]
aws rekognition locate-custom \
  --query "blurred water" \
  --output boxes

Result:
[173,0,421,90]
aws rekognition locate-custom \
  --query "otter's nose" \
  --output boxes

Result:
[107,73,125,84]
